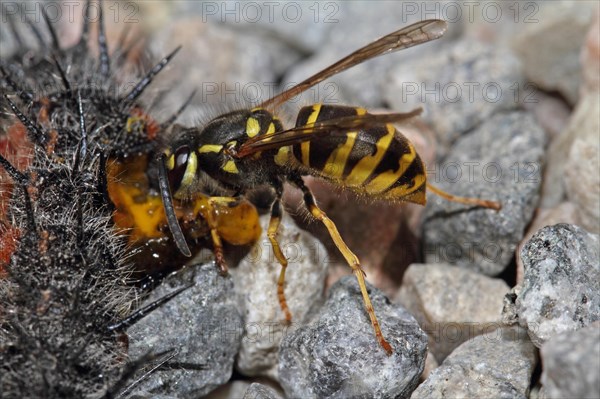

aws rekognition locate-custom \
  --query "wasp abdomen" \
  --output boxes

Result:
[292,104,427,204]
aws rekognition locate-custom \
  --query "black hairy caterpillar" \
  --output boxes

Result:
[0,1,192,397]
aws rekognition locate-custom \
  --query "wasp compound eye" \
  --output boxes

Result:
[167,145,191,192]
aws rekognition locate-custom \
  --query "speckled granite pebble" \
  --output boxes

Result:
[512,224,600,347]
[397,263,510,361]
[412,327,537,399]
[279,276,427,398]
[231,213,328,380]
[423,111,546,275]
[540,322,600,399]
[128,264,242,397]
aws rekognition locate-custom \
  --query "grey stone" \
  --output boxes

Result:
[230,213,328,379]
[565,136,600,234]
[514,224,600,347]
[540,322,600,399]
[397,263,510,361]
[128,263,243,397]
[515,202,582,284]
[148,17,302,120]
[278,276,428,399]
[385,39,523,152]
[423,111,546,275]
[243,382,283,399]
[511,1,595,105]
[412,327,537,399]
[542,93,600,208]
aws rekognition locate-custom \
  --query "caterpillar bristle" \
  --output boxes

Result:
[0,1,181,397]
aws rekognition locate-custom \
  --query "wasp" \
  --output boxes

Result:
[157,19,501,355]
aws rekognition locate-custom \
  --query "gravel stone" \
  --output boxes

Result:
[148,17,302,119]
[423,111,546,275]
[385,39,523,153]
[231,213,328,379]
[542,93,600,208]
[516,202,582,284]
[412,327,537,399]
[540,322,600,399]
[397,263,510,361]
[514,224,600,347]
[243,383,283,399]
[565,136,600,234]
[511,1,595,105]
[278,276,428,399]
[128,263,243,397]
[581,14,600,94]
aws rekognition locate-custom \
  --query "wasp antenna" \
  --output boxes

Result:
[52,56,72,93]
[157,154,192,257]
[107,284,193,332]
[40,5,61,52]
[426,183,502,211]
[161,89,197,130]
[3,94,46,144]
[121,46,182,106]
[0,66,34,103]
[0,154,36,232]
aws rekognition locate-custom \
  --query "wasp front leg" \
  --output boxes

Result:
[266,181,293,323]
[202,196,241,275]
[290,175,393,355]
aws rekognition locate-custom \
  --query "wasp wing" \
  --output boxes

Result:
[260,19,447,110]
[235,108,423,158]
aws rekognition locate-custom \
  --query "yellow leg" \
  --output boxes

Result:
[427,183,501,211]
[294,176,393,355]
[267,198,292,323]
[203,196,240,275]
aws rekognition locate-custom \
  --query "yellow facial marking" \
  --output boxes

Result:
[266,122,276,135]
[166,154,175,170]
[222,160,239,174]
[246,117,261,138]
[274,147,290,166]
[323,132,357,179]
[180,152,198,189]
[345,123,395,186]
[198,144,223,153]
[301,103,322,166]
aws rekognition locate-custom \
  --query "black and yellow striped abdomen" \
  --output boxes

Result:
[291,104,426,204]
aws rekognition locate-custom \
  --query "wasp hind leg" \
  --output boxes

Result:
[267,181,293,323]
[290,175,393,355]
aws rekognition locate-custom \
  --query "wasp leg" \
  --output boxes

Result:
[291,175,393,355]
[204,196,240,275]
[266,182,292,323]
